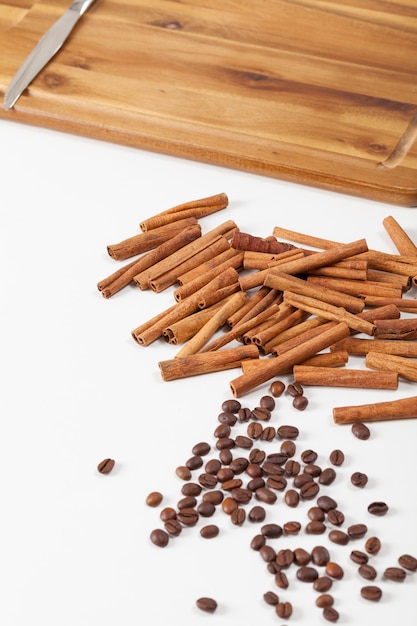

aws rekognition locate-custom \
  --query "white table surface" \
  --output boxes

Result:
[1,118,417,626]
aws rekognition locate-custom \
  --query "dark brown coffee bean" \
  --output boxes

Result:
[214,423,231,438]
[177,495,197,510]
[164,519,182,536]
[246,462,264,478]
[329,449,345,466]
[260,394,276,410]
[301,449,318,463]
[308,506,325,521]
[216,467,234,482]
[262,523,283,538]
[229,457,249,474]
[314,576,333,592]
[266,475,287,491]
[175,465,192,481]
[274,571,289,589]
[255,487,277,504]
[347,523,368,539]
[323,606,339,622]
[97,458,115,474]
[181,482,202,497]
[150,528,169,547]
[260,545,277,562]
[350,550,368,565]
[368,501,388,516]
[237,407,252,422]
[231,487,252,504]
[177,508,199,526]
[275,601,292,618]
[306,520,327,535]
[360,585,382,601]
[192,441,211,456]
[280,439,296,457]
[300,480,320,500]
[316,594,334,608]
[293,472,313,488]
[317,495,337,512]
[285,489,300,508]
[327,509,345,526]
[200,524,219,539]
[197,501,216,517]
[398,554,417,572]
[277,425,299,439]
[263,590,279,606]
[365,536,381,555]
[205,458,222,474]
[294,547,311,566]
[145,491,163,507]
[283,521,301,535]
[285,460,301,477]
[352,422,371,440]
[252,406,272,421]
[159,507,176,522]
[312,545,330,566]
[219,449,233,465]
[250,534,266,551]
[231,507,246,526]
[222,496,238,515]
[202,490,223,505]
[287,382,304,396]
[328,530,350,546]
[384,566,406,582]
[235,435,253,449]
[217,411,237,426]
[351,471,368,488]
[216,437,235,450]
[221,478,243,491]
[358,564,377,580]
[247,422,263,439]
[222,399,241,413]
[249,448,266,464]
[247,477,266,491]
[270,380,285,397]
[266,452,289,465]
[293,395,309,410]
[248,505,266,523]
[196,597,217,613]
[304,463,322,478]
[325,561,344,580]
[198,473,218,488]
[296,565,319,582]
[319,467,337,485]
[261,426,276,441]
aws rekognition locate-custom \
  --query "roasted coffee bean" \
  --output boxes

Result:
[306,521,327,535]
[217,411,237,426]
[329,449,345,466]
[164,519,182,536]
[200,524,219,539]
[323,606,339,622]
[231,507,246,526]
[283,521,301,535]
[262,461,285,476]
[312,545,330,566]
[192,441,211,456]
[316,594,334,608]
[222,478,243,491]
[365,536,381,555]
[222,399,241,413]
[97,458,115,474]
[351,471,368,488]
[248,505,266,523]
[197,501,216,517]
[245,463,264,478]
[294,547,311,566]
[196,597,218,613]
[261,523,283,538]
[360,585,382,601]
[249,448,266,464]
[261,426,276,441]
[150,528,169,547]
[250,534,266,551]
[285,459,301,477]
[327,509,345,526]
[216,437,235,450]
[308,506,325,521]
[214,423,231,438]
[237,407,252,422]
[277,425,299,439]
[260,544,277,563]
[398,554,417,572]
[293,472,312,488]
[222,497,238,515]
[229,457,249,474]
[280,440,296,457]
[159,507,176,522]
[205,459,222,474]
[325,561,344,580]
[260,394,276,410]
[287,382,304,397]
[347,523,368,539]
[304,463,322,478]
[275,601,292,619]
[368,501,388,516]
[319,467,337,485]
[198,473,218,488]
[235,435,253,449]
[252,407,272,421]
[247,477,266,491]
[276,548,294,568]
[186,455,203,470]
[267,561,281,575]
[274,571,289,589]
[247,422,263,439]
[219,448,233,465]
[177,508,199,526]
[384,566,406,582]
[301,449,318,463]
[293,395,309,410]
[328,530,350,546]
[358,564,377,580]
[285,489,300,508]
[146,491,163,507]
[181,482,202,497]
[256,486,277,504]
[317,495,338,512]
[176,465,192,481]
[300,480,320,500]
[314,576,333,592]
[266,452,289,465]
[351,422,371,440]
[350,550,369,565]
[269,380,286,397]
[216,467,235,482]
[177,496,197,510]
[267,475,288,491]
[297,566,319,582]
[231,487,252,504]
[263,590,279,606]
[202,490,224,505]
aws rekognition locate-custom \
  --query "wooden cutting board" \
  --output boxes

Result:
[1,0,417,206]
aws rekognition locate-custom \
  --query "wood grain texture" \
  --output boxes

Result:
[1,0,417,205]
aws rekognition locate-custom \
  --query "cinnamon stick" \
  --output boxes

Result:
[373,318,417,340]
[176,242,236,285]
[365,351,417,382]
[382,216,417,257]
[329,337,417,358]
[306,276,402,300]
[333,396,417,425]
[163,300,226,345]
[293,365,398,390]
[240,303,295,344]
[250,308,309,348]
[238,251,305,291]
[226,286,278,328]
[272,226,338,250]
[243,248,304,270]
[364,296,417,313]
[139,192,229,231]
[267,317,328,356]
[231,230,296,254]
[301,351,349,368]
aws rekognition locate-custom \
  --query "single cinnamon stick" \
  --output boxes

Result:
[229,322,350,398]
[97,257,142,292]
[159,344,260,381]
[293,365,398,389]
[107,217,198,260]
[264,271,365,314]
[243,248,304,270]
[250,308,309,347]
[307,261,368,281]
[366,269,411,292]
[301,351,349,368]
[271,320,338,356]
[330,337,417,358]
[139,192,228,231]
[364,296,417,313]
[382,216,417,257]
[306,276,402,300]
[333,396,417,425]
[366,351,417,382]
[373,318,417,340]
[267,317,328,356]
[163,300,226,345]
[272,226,338,250]
[356,251,417,277]
[177,242,236,285]
[231,230,296,254]
[238,252,305,291]
[226,286,277,328]
[198,284,241,309]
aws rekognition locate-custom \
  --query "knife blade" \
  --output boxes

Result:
[4,0,96,111]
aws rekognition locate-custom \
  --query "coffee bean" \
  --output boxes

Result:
[255,487,277,504]
[325,561,344,580]
[284,521,301,535]
[329,449,345,466]
[275,601,292,618]
[285,489,300,508]
[287,382,304,397]
[314,576,333,592]
[317,495,338,512]
[229,457,249,474]
[304,463,322,478]
[231,507,246,526]
[285,460,301,477]
[249,448,266,464]
[327,509,345,526]
[368,501,389,516]
[261,523,283,538]
[198,473,218,488]
[360,585,382,601]
[199,524,219,539]
[281,440,296,457]
[177,508,199,526]
[197,501,216,517]
[294,473,314,489]
[398,554,417,572]
[196,597,217,613]
[323,606,339,622]
[238,407,252,422]
[308,506,325,521]
[352,422,371,440]
[351,471,368,488]
[384,566,406,582]
[231,487,252,504]
[246,462,264,478]
[263,590,279,606]
[222,478,243,491]
[365,536,381,555]
[252,407,272,421]
[222,496,238,515]
[216,467,234,482]
[277,425,299,439]
[235,434,253,449]
[192,441,211,456]
[328,530,350,546]
[269,380,285,397]
[205,459,222,474]
[297,566,319,582]
[358,564,377,580]
[350,550,369,565]
[247,422,263,439]
[97,458,115,474]
[316,594,334,608]
[260,544,277,563]
[164,519,182,536]
[159,507,176,522]
[301,449,318,463]
[222,399,241,413]
[247,477,266,491]
[202,490,224,505]
[261,426,276,441]
[250,534,266,551]
[216,437,235,450]
[214,422,231,438]
[181,482,202,497]
[319,467,337,485]
[260,394,276,410]
[274,571,289,589]
[176,465,192,481]
[267,561,281,575]
[276,548,294,568]
[312,545,330,566]
[248,505,266,523]
[150,528,169,547]
[266,475,287,491]
[294,547,311,566]
[145,491,163,507]
[300,480,320,500]
[347,523,368,539]
[306,521,327,535]
[219,448,233,465]
[177,496,197,510]
[293,395,309,410]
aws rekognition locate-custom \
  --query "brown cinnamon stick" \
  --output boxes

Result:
[382,216,417,257]
[330,337,417,358]
[373,318,417,340]
[293,365,398,389]
[365,351,417,382]
[231,230,296,254]
[162,300,226,345]
[364,296,417,313]
[267,317,328,356]
[243,248,304,270]
[226,286,278,328]
[139,192,229,231]
[250,308,309,347]
[333,396,417,424]
[301,351,349,368]
[306,276,402,300]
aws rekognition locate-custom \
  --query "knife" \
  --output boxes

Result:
[4,0,96,111]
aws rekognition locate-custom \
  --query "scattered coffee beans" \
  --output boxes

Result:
[384,566,407,582]
[146,491,163,507]
[293,395,309,410]
[150,528,169,548]
[269,380,285,397]
[196,597,217,613]
[351,471,368,488]
[97,458,115,474]
[368,501,389,516]
[329,449,345,466]
[399,554,417,572]
[365,536,381,555]
[351,422,371,440]
[263,590,279,606]
[323,606,339,622]
[360,585,382,601]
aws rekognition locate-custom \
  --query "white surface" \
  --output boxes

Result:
[1,119,417,626]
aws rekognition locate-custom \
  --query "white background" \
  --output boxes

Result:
[1,118,417,625]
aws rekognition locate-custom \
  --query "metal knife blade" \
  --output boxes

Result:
[4,0,96,111]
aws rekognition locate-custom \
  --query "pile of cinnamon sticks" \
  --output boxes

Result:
[97,194,417,423]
